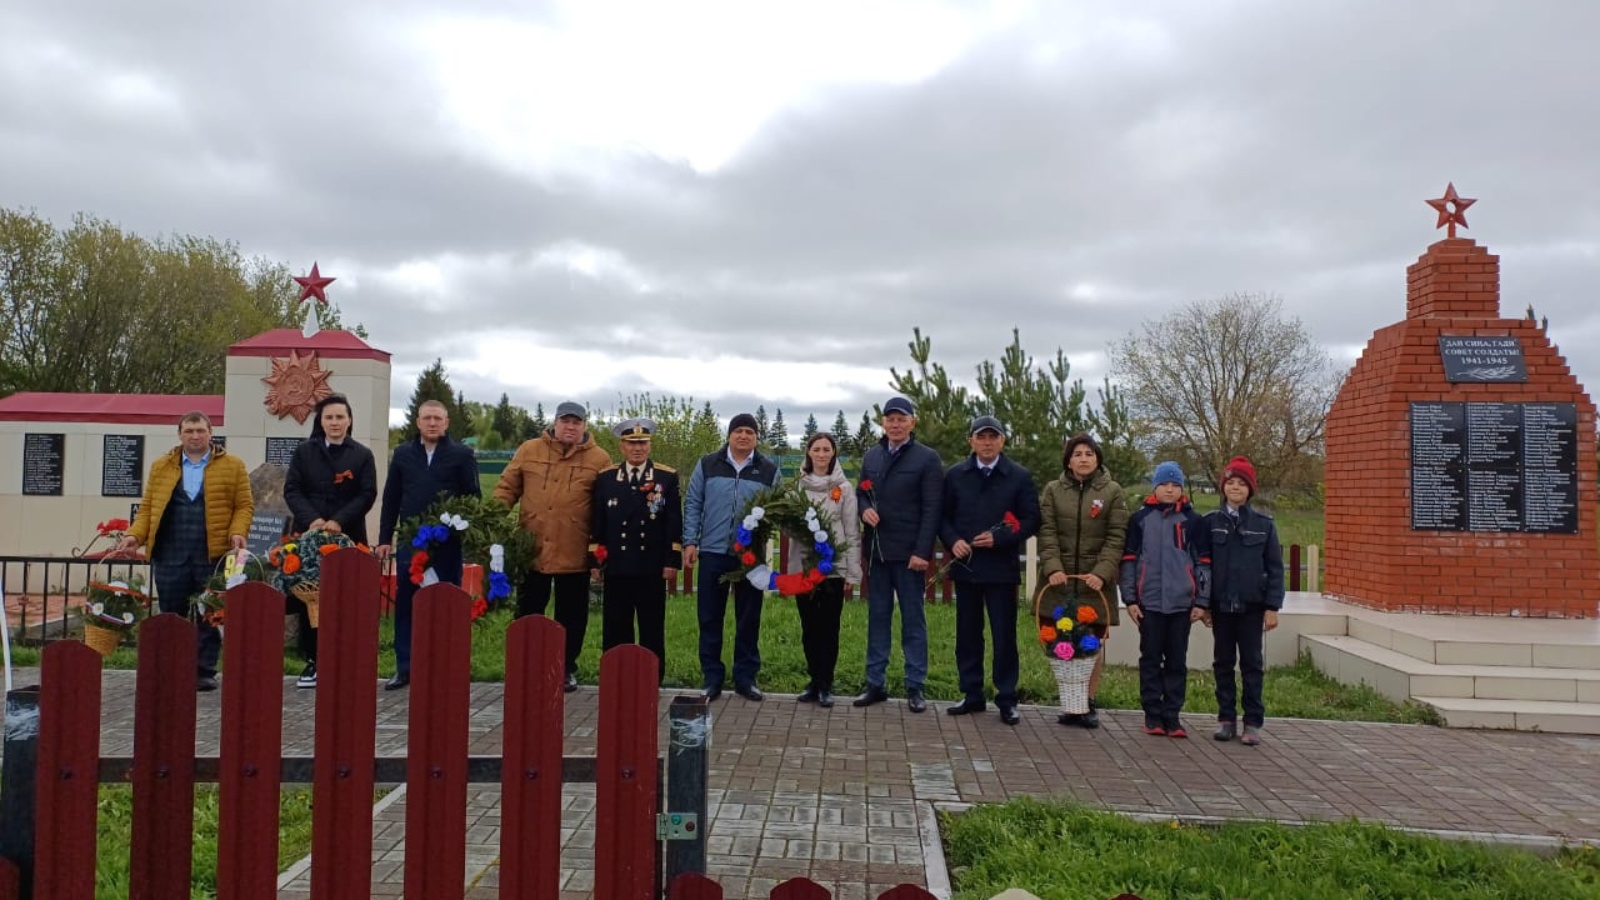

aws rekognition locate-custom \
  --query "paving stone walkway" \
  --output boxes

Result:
[52,670,1600,898]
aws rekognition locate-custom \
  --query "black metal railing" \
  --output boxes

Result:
[0,556,154,645]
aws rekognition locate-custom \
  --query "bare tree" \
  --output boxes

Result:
[1110,293,1341,494]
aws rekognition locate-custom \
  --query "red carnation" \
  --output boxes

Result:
[1003,511,1021,533]
[741,551,757,566]
[859,479,873,491]
[594,545,609,564]
[471,598,489,620]
[808,568,825,583]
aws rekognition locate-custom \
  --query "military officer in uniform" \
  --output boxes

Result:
[590,417,683,683]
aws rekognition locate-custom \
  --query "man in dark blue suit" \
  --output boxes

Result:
[376,400,480,690]
[939,416,1040,725]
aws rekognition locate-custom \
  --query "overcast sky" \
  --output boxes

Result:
[4,0,1597,431]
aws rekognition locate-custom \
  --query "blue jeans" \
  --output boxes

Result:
[864,561,928,691]
[696,552,763,689]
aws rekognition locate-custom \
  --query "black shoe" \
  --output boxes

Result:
[734,683,764,702]
[907,688,927,713]
[1080,708,1101,729]
[797,686,820,703]
[999,704,1021,726]
[817,690,834,708]
[196,675,219,693]
[946,698,987,716]
[1214,721,1237,742]
[700,684,722,701]
[564,672,579,693]
[385,672,410,691]
[1057,712,1081,725]
[852,686,889,707]
[296,662,317,690]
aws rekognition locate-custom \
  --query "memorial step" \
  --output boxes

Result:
[1342,607,1600,669]
[1411,696,1600,735]
[1302,635,1600,707]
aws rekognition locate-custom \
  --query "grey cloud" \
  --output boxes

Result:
[3,0,1598,427]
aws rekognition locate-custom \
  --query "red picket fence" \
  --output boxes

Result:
[10,548,685,900]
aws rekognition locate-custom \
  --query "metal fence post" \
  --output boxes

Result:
[0,687,39,897]
[665,695,710,885]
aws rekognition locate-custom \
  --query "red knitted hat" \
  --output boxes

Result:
[1220,456,1258,496]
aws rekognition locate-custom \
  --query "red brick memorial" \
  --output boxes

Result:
[1325,185,1598,617]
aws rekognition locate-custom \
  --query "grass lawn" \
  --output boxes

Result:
[93,785,316,900]
[943,798,1600,900]
[20,596,1433,723]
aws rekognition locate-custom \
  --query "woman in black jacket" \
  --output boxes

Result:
[283,393,378,688]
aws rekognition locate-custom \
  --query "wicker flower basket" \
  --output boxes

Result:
[1050,656,1097,715]
[292,582,321,628]
[83,623,121,657]
[1034,577,1112,716]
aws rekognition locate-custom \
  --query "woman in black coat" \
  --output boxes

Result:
[283,393,378,688]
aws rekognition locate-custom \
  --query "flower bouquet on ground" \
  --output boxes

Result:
[189,548,271,627]
[268,529,368,627]
[396,495,535,620]
[77,575,149,657]
[1033,576,1111,715]
[720,482,848,597]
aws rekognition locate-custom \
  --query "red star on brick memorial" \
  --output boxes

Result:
[1425,182,1476,238]
[292,262,336,337]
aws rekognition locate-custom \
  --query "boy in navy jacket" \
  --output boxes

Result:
[1120,461,1210,737]
[1201,456,1284,746]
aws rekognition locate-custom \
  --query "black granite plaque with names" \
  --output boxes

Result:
[22,433,65,496]
[246,512,290,557]
[101,434,144,498]
[265,437,301,468]
[1438,335,1528,383]
[1410,401,1580,533]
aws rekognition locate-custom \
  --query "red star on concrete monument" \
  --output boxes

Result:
[293,262,336,306]
[1425,183,1476,238]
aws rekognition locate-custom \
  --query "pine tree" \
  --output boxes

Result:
[853,411,876,457]
[452,390,474,441]
[831,410,851,455]
[522,403,548,441]
[491,393,517,442]
[802,413,820,442]
[753,405,771,441]
[403,358,455,441]
[768,408,790,453]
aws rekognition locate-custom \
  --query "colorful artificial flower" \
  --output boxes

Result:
[1090,498,1105,518]
[1054,642,1075,660]
[830,486,842,502]
[1039,625,1057,642]
[741,551,757,566]
[1077,605,1098,624]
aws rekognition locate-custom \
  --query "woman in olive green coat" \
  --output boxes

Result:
[1037,433,1130,727]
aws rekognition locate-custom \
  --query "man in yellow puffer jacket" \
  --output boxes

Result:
[119,412,254,690]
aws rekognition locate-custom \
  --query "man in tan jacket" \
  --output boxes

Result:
[494,401,612,690]
[118,411,253,691]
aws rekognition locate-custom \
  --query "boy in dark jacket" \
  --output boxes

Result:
[1202,456,1284,746]
[1120,461,1210,738]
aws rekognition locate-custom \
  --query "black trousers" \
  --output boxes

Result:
[1213,608,1267,727]
[287,593,317,664]
[602,573,667,683]
[1138,610,1192,726]
[954,581,1020,705]
[152,559,222,677]
[517,569,589,675]
[795,578,845,692]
